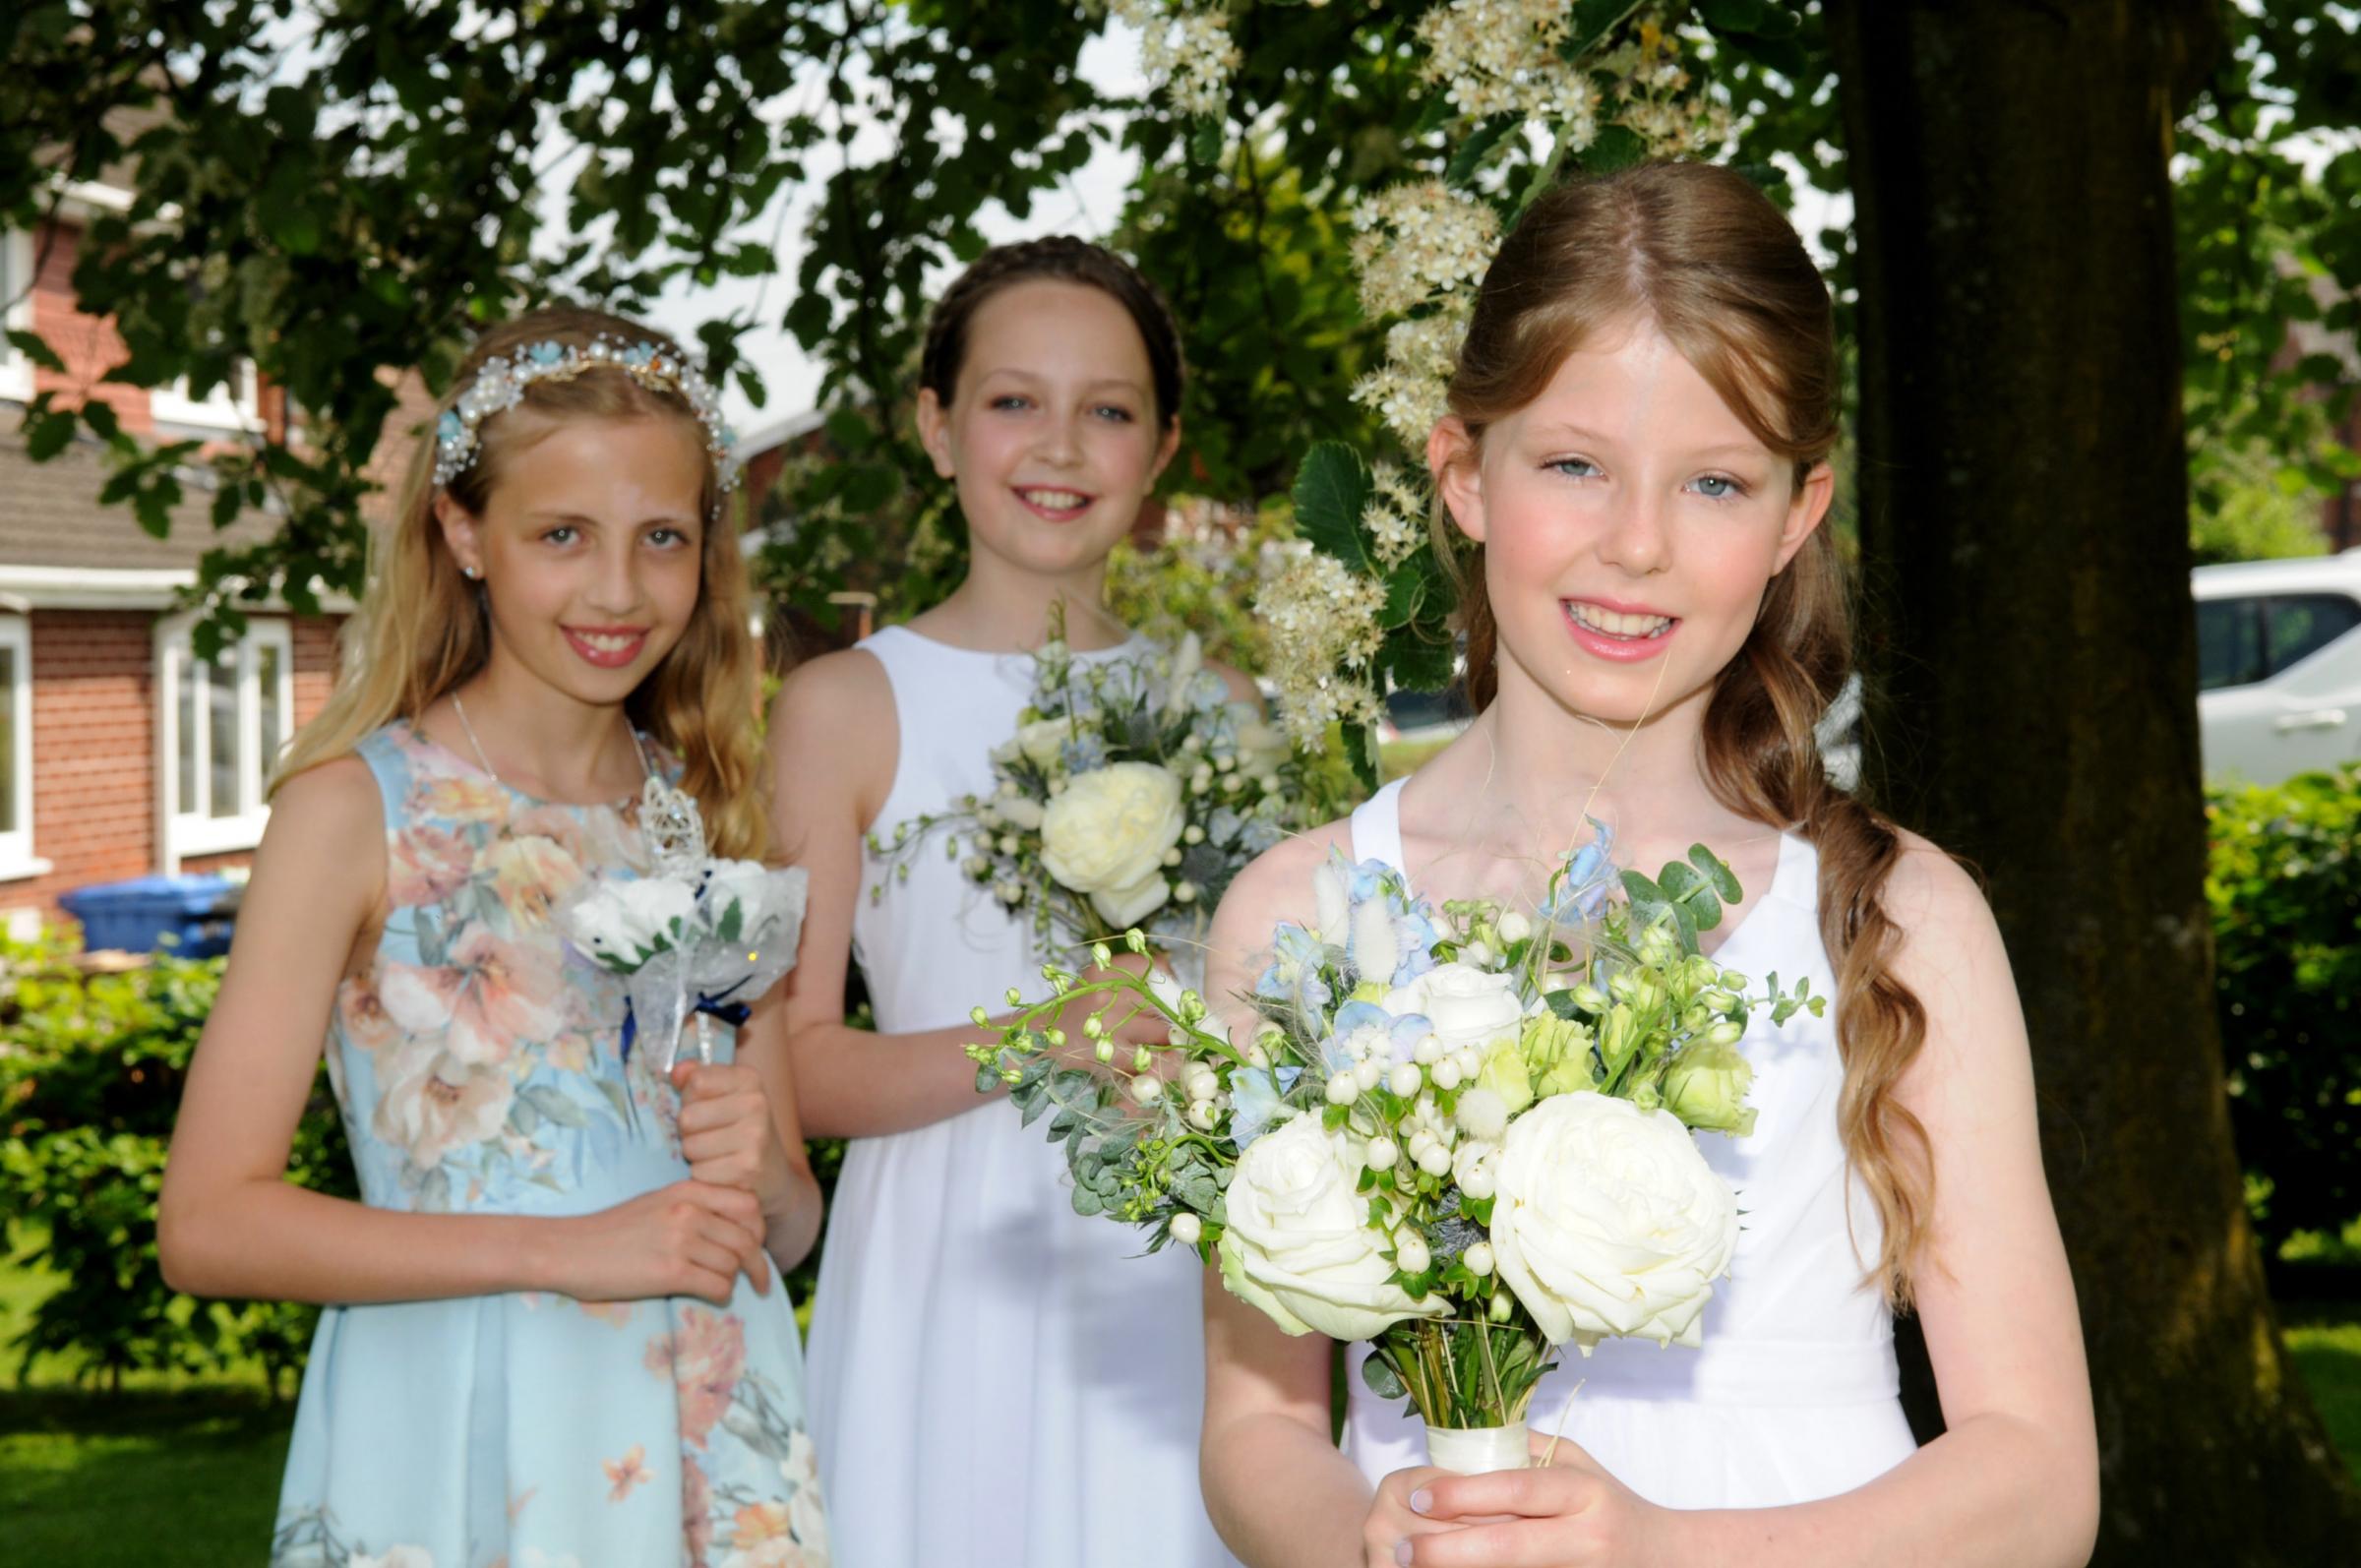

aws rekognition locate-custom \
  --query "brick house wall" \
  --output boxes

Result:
[7,611,339,917]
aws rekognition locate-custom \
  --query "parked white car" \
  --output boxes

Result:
[2195,550,2361,785]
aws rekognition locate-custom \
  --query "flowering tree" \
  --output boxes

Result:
[12,5,2361,1549]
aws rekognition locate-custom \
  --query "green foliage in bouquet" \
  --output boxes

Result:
[0,933,353,1396]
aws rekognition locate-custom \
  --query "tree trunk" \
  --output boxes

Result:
[1826,2,2361,1560]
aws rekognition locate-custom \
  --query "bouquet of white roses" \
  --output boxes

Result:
[876,622,1306,978]
[560,856,809,1073]
[963,828,1821,1473]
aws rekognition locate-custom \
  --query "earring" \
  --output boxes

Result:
[462,566,480,580]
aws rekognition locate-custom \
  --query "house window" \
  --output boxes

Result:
[0,229,34,404]
[150,359,261,433]
[0,614,35,877]
[156,618,293,862]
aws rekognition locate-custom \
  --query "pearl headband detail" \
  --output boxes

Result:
[432,336,740,497]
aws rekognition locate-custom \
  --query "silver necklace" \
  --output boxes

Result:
[449,693,706,873]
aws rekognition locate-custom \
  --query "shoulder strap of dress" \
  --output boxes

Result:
[351,725,414,831]
[1348,778,1411,876]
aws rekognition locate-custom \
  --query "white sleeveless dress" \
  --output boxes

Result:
[1341,779,1920,1508]
[802,626,1238,1568]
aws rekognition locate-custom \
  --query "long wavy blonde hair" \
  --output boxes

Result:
[1438,163,1933,1304]
[278,306,768,861]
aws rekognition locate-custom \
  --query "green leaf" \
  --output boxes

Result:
[24,402,74,461]
[6,329,63,372]
[1697,0,1803,39]
[1445,117,1519,190]
[1292,441,1376,572]
[1188,118,1224,166]
[1347,720,1381,795]
[1580,125,1649,176]
[1362,1355,1408,1400]
[1561,0,1647,60]
[1689,846,1743,903]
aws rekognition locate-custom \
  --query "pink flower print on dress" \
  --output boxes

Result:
[720,1501,826,1566]
[480,832,588,929]
[337,972,405,1055]
[604,1443,652,1503]
[681,1453,716,1566]
[387,823,476,908]
[372,1032,515,1172]
[646,1305,748,1450]
[442,925,566,1066]
[412,773,511,827]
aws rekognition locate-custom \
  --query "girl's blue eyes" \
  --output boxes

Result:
[538,526,695,548]
[989,394,1136,422]
[1543,459,1749,500]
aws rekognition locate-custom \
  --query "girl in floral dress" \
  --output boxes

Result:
[158,307,830,1568]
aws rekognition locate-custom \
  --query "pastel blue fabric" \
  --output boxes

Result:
[271,724,828,1568]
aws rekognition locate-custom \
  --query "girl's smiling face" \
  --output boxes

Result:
[1432,313,1834,729]
[437,411,709,707]
[918,278,1179,579]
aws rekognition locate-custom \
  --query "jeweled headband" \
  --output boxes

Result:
[431,336,741,496]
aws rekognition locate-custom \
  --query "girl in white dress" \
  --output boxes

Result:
[767,239,1247,1568]
[1197,164,2099,1567]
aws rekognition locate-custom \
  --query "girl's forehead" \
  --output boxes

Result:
[964,280,1152,380]
[1513,325,1767,452]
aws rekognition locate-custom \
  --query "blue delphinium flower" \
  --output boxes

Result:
[1541,817,1619,925]
[1335,852,1441,989]
[1060,734,1109,774]
[1226,1064,1303,1150]
[1317,998,1431,1076]
[1254,922,1333,1025]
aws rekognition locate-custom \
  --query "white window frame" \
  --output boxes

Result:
[0,613,41,880]
[154,616,293,867]
[0,229,35,405]
[150,358,262,433]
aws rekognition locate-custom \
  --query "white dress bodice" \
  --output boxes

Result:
[1340,779,1919,1508]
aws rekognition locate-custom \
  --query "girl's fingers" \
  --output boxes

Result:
[1418,1468,1588,1522]
[673,1091,762,1134]
[1401,1521,1570,1568]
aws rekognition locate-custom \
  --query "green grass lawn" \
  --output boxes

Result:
[2285,1307,2361,1484]
[4,1253,2358,1560]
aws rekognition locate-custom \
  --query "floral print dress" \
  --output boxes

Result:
[272,723,829,1568]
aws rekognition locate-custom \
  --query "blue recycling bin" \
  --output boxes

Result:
[59,874,241,958]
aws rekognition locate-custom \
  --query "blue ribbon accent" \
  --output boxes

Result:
[619,980,753,1066]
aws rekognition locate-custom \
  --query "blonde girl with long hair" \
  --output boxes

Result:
[1197,164,2097,1568]
[159,306,830,1567]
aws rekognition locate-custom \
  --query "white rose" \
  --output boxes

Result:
[613,874,696,951]
[1489,1092,1738,1352]
[1014,717,1074,770]
[701,859,808,943]
[1387,961,1524,1053]
[1218,1115,1449,1341]
[558,885,644,966]
[1039,762,1187,929]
